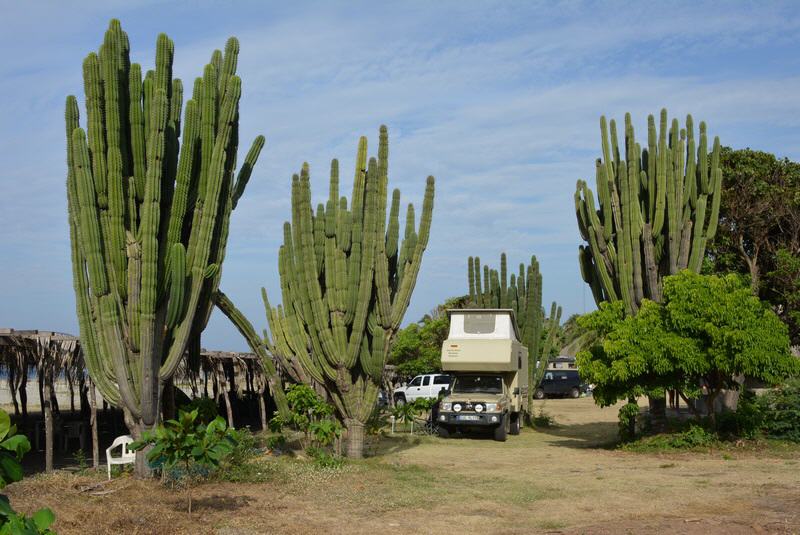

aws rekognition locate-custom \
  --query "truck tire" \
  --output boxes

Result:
[493,414,508,442]
[509,412,521,435]
[438,424,451,438]
[534,388,545,400]
[570,387,580,399]
[394,394,406,407]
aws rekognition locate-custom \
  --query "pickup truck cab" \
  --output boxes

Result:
[393,373,451,405]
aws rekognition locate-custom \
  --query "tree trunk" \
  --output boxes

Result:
[19,367,28,424]
[8,368,19,418]
[89,382,99,470]
[162,379,176,421]
[68,375,76,413]
[44,369,54,472]
[217,365,234,428]
[345,418,365,459]
[648,395,667,432]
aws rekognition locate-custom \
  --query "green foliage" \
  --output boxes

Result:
[0,497,55,535]
[623,425,717,452]
[756,379,800,442]
[0,409,56,534]
[0,411,29,488]
[131,409,236,477]
[391,402,419,427]
[578,272,799,422]
[306,447,346,470]
[617,402,640,442]
[531,409,555,428]
[179,397,219,425]
[268,384,342,451]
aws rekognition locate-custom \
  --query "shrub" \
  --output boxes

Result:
[268,384,343,454]
[756,379,800,442]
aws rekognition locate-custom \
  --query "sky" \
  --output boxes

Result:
[1,1,799,352]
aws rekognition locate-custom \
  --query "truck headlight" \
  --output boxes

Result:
[485,403,503,412]
[474,404,484,413]
[453,403,462,412]
[441,402,452,411]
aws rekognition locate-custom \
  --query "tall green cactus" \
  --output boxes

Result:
[575,109,722,315]
[466,254,562,421]
[65,20,273,474]
[223,126,434,458]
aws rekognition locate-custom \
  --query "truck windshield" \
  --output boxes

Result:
[453,375,502,394]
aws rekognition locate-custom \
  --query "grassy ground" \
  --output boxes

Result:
[6,398,800,534]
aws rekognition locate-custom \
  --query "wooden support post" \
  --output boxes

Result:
[44,367,54,472]
[217,363,234,428]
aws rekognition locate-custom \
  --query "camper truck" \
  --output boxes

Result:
[437,309,528,441]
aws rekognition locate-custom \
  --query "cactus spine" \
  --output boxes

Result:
[228,126,434,458]
[575,110,722,314]
[466,254,562,422]
[66,21,272,474]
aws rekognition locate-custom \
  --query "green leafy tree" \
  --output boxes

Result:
[0,410,55,534]
[131,410,236,513]
[706,148,800,343]
[578,271,799,427]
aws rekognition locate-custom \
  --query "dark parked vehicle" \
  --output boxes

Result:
[533,369,588,399]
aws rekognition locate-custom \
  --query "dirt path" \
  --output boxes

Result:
[6,398,799,534]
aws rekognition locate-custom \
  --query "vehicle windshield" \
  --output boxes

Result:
[452,375,502,394]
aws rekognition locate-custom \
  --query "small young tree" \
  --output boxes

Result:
[578,271,800,427]
[131,410,236,513]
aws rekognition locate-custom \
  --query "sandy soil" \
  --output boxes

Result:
[5,397,799,534]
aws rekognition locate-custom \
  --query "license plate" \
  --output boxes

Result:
[457,415,480,421]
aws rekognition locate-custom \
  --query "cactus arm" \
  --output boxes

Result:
[213,291,288,417]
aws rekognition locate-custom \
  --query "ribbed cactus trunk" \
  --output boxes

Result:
[466,254,562,424]
[65,20,272,476]
[575,109,722,315]
[225,127,434,458]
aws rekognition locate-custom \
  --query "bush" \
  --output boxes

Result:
[756,379,800,442]
[624,424,717,452]
[268,384,343,457]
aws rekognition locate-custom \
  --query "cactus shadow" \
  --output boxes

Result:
[175,493,253,512]
[535,421,619,449]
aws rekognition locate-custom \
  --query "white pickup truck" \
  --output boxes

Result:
[392,373,452,406]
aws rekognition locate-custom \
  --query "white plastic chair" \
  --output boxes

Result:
[106,435,135,480]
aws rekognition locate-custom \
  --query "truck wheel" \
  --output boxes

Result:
[438,425,451,438]
[493,414,508,442]
[570,387,580,399]
[534,388,545,400]
[394,394,406,407]
[509,412,521,435]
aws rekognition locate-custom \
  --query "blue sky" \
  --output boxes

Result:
[1,1,799,351]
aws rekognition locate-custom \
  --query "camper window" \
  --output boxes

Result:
[463,313,496,334]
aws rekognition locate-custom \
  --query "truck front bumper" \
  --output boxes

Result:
[437,412,503,426]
